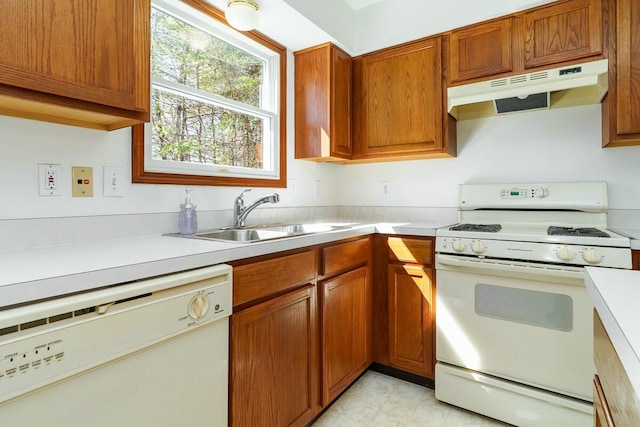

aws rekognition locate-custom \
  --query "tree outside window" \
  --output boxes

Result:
[132,0,286,188]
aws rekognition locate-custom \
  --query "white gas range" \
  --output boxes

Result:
[434,181,631,427]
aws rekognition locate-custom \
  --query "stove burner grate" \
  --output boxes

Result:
[449,223,502,233]
[547,226,610,238]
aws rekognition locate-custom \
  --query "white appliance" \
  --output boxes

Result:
[435,181,631,427]
[0,264,232,426]
[448,59,608,119]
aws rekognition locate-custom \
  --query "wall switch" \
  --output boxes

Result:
[381,181,391,198]
[72,166,94,197]
[104,166,125,197]
[288,179,297,196]
[38,164,62,196]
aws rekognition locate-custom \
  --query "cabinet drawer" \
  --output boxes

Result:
[388,237,434,265]
[594,310,640,426]
[322,238,370,277]
[233,250,316,307]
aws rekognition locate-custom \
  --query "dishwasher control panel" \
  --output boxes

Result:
[0,265,232,404]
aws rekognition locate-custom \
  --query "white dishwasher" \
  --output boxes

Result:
[0,264,232,426]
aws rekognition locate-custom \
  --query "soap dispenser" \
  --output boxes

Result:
[179,188,198,235]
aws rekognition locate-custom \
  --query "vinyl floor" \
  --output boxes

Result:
[310,370,512,427]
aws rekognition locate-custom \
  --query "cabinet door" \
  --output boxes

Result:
[356,38,444,157]
[294,43,351,161]
[0,0,149,112]
[388,264,435,378]
[524,0,602,69]
[321,266,371,405]
[450,18,513,83]
[633,250,640,270]
[613,0,640,136]
[231,285,319,427]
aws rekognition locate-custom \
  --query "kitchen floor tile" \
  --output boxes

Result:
[310,370,512,427]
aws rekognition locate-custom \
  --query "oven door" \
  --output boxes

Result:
[435,253,593,401]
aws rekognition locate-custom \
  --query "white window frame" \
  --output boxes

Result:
[145,0,282,181]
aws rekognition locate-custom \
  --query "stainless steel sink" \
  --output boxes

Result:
[169,223,355,243]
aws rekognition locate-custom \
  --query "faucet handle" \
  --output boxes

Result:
[236,189,251,205]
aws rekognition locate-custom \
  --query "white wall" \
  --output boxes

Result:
[0,50,338,220]
[338,104,640,210]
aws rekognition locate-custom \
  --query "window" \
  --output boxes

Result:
[132,0,286,187]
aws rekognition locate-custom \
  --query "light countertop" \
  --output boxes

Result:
[609,227,640,250]
[585,267,640,398]
[0,221,450,308]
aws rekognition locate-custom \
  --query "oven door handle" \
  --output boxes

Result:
[436,254,585,284]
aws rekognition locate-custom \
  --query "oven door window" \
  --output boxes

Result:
[475,283,573,332]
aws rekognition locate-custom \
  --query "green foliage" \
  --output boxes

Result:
[150,8,266,169]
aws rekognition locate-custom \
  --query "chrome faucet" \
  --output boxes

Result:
[233,189,280,227]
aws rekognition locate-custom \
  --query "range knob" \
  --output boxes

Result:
[452,239,466,253]
[556,247,575,262]
[471,241,485,254]
[582,248,603,265]
[188,294,210,320]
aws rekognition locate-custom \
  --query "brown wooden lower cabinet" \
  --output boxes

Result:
[594,310,640,427]
[230,285,319,427]
[321,266,371,405]
[632,250,640,270]
[387,263,435,378]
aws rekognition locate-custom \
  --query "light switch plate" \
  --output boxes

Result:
[103,166,125,197]
[72,166,94,197]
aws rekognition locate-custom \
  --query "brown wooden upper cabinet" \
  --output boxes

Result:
[523,0,602,69]
[352,37,456,161]
[295,43,352,161]
[602,0,640,147]
[448,0,603,85]
[449,18,514,83]
[0,0,150,130]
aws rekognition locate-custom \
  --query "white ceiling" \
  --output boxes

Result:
[204,0,558,54]
[342,0,385,10]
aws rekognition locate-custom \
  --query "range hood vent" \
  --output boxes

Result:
[448,59,608,120]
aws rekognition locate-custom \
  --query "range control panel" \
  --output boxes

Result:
[436,237,632,269]
[501,187,549,199]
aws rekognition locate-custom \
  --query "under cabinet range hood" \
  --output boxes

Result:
[448,59,608,120]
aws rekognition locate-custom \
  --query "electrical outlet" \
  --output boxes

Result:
[38,164,62,196]
[104,166,125,197]
[381,181,391,198]
[315,180,321,198]
[72,166,94,197]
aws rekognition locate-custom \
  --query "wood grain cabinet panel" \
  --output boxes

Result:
[294,43,352,161]
[233,250,316,307]
[387,263,435,378]
[0,0,150,130]
[594,310,640,426]
[633,250,640,270]
[388,237,434,265]
[321,266,371,405]
[523,0,602,69]
[353,37,456,161]
[231,285,319,427]
[449,18,513,83]
[602,0,640,146]
[322,237,370,277]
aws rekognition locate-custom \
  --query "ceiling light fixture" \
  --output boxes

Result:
[225,0,260,31]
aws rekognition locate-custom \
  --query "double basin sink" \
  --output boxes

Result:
[172,223,356,243]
